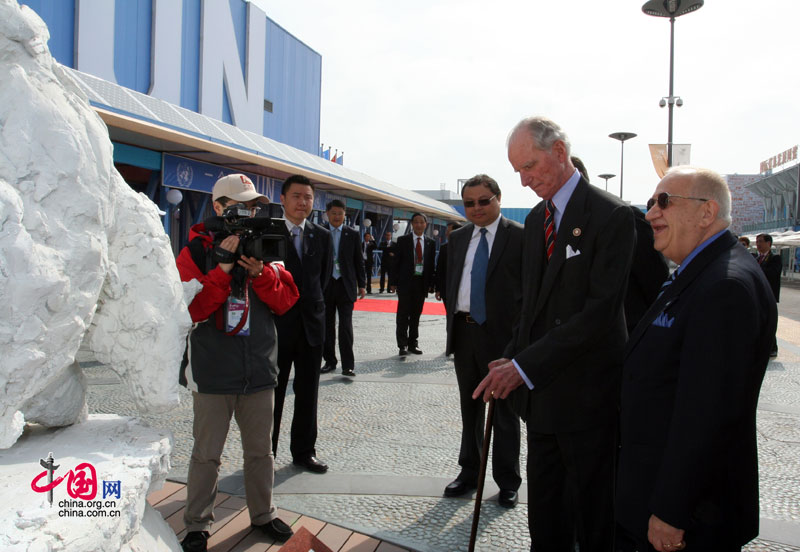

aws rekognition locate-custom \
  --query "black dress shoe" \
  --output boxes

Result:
[293,455,328,473]
[443,479,476,497]
[399,348,409,356]
[498,489,518,508]
[408,346,423,355]
[320,363,336,374]
[342,368,356,376]
[252,518,294,542]
[181,531,209,552]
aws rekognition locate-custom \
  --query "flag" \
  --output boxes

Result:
[331,150,338,163]
[649,144,691,178]
[323,147,330,160]
[336,152,344,165]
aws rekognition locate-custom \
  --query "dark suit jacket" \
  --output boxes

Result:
[328,225,366,303]
[617,231,777,545]
[756,250,782,302]
[364,240,377,268]
[434,242,448,301]
[390,233,436,292]
[277,220,333,347]
[625,207,669,332]
[378,239,394,272]
[505,178,635,433]
[444,217,524,356]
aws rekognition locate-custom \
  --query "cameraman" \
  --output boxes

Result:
[176,174,299,552]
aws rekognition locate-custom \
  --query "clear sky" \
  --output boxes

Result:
[251,0,799,209]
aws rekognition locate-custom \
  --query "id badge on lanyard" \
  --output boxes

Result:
[226,296,250,336]
[414,262,423,276]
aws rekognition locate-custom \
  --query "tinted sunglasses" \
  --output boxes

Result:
[646,192,708,211]
[463,194,497,209]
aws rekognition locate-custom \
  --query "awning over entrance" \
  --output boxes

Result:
[744,164,800,233]
[67,68,462,221]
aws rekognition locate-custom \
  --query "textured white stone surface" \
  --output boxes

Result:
[0,0,190,448]
[0,414,180,551]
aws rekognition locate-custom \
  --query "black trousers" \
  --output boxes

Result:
[452,315,521,489]
[379,262,391,291]
[395,276,426,348]
[323,278,355,371]
[365,263,373,293]
[273,317,322,461]
[527,422,617,552]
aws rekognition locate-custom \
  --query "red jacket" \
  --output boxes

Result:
[177,223,299,394]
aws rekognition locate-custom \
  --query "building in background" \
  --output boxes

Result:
[727,174,763,236]
[22,0,461,255]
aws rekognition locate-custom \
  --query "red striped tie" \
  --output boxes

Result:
[544,200,556,260]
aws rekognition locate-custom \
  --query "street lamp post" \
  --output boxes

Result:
[643,0,704,167]
[598,173,616,192]
[609,132,637,201]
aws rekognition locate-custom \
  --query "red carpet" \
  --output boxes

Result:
[354,297,446,316]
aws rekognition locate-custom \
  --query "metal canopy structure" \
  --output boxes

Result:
[745,164,800,230]
[67,68,462,221]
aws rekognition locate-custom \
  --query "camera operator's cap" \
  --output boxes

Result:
[212,174,266,202]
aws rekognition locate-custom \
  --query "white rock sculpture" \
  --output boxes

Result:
[0,0,191,448]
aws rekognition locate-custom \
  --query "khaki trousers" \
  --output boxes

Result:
[184,389,276,531]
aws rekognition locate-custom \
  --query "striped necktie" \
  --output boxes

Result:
[657,270,677,299]
[544,200,556,260]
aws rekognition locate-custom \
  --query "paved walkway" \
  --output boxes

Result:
[84,288,800,551]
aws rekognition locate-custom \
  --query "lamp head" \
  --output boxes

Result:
[642,0,704,18]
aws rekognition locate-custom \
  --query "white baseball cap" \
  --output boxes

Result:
[212,174,265,202]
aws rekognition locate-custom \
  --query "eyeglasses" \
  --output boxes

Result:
[646,192,708,211]
[463,194,497,209]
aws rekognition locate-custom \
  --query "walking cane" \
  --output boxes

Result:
[468,396,495,552]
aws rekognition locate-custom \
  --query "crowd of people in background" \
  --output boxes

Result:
[176,115,781,552]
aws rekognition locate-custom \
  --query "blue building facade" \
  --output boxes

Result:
[23,0,321,155]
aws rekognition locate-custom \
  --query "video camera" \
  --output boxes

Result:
[204,202,288,263]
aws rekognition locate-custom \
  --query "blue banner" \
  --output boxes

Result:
[162,154,269,198]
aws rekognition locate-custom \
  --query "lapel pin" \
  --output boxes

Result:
[572,227,581,237]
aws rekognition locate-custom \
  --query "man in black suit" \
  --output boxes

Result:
[273,175,333,474]
[616,167,777,552]
[363,232,377,294]
[390,213,436,355]
[378,231,394,293]
[321,200,366,377]
[571,155,668,332]
[442,174,522,508]
[474,116,635,551]
[756,233,781,357]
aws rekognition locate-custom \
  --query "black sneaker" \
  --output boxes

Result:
[181,531,209,552]
[252,518,294,542]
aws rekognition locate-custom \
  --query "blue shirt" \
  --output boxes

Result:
[550,169,581,231]
[676,229,727,275]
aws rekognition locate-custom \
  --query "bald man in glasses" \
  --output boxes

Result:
[615,166,777,552]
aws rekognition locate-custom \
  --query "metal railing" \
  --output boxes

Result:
[741,218,797,233]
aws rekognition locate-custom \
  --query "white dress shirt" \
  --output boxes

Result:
[455,216,501,313]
